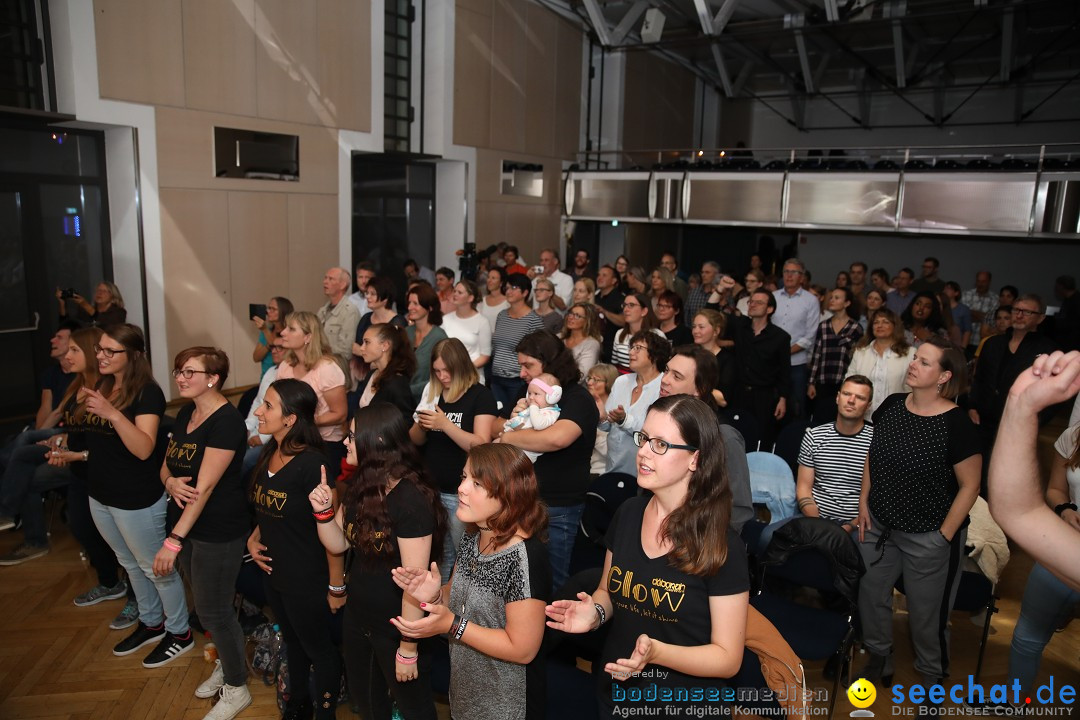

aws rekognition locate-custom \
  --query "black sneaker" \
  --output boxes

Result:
[113,622,166,656]
[142,630,194,668]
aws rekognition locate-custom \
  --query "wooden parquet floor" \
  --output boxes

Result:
[1,519,1077,718]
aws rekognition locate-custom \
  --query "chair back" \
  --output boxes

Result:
[760,516,866,605]
[579,472,637,543]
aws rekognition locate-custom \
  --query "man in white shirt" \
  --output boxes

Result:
[346,261,375,316]
[528,248,573,310]
[317,266,361,365]
[772,258,821,420]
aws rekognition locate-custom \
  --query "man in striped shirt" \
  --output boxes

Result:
[795,375,875,528]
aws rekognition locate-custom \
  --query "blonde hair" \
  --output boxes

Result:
[101,281,125,309]
[425,338,477,405]
[283,311,333,370]
[560,302,602,342]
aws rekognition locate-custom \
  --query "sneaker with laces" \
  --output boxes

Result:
[195,659,224,699]
[113,622,166,656]
[110,599,140,630]
[142,630,194,668]
[74,580,128,607]
[202,683,252,720]
[0,543,48,566]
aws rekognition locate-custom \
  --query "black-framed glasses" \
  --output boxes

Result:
[632,431,697,455]
[172,368,211,380]
[568,312,586,320]
[94,344,123,358]
[1012,307,1042,317]
[621,302,640,309]
[585,375,602,385]
[270,344,287,352]
[629,344,649,354]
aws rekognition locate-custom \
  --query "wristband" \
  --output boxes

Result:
[428,589,443,605]
[1054,502,1078,516]
[593,602,607,630]
[797,497,815,508]
[168,532,185,544]
[313,507,335,522]
[163,539,182,553]
[395,650,418,665]
[454,617,468,641]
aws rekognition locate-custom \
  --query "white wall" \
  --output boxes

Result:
[797,231,1079,304]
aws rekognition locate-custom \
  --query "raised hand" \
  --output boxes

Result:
[545,592,600,634]
[82,387,119,423]
[1008,351,1080,414]
[308,465,333,512]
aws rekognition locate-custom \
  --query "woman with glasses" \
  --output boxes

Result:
[560,302,602,380]
[532,277,564,335]
[546,395,749,717]
[614,255,630,292]
[156,347,251,719]
[277,311,349,471]
[654,290,692,347]
[252,296,293,378]
[248,379,341,720]
[410,338,497,580]
[83,325,194,668]
[611,292,662,373]
[736,271,764,317]
[586,364,618,476]
[603,331,670,476]
[57,280,127,327]
[490,275,544,411]
[310,402,446,719]
[441,279,492,381]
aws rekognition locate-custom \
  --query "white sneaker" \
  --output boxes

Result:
[194,659,224,699]
[202,683,252,720]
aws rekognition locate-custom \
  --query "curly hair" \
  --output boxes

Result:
[515,330,582,386]
[342,402,447,570]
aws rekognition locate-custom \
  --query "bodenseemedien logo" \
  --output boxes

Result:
[848,678,877,717]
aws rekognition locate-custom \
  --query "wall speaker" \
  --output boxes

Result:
[641,8,665,43]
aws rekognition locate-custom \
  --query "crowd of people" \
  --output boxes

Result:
[0,248,1078,719]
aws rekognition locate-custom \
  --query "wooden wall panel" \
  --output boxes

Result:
[474,200,505,250]
[623,53,696,151]
[316,0,372,132]
[182,0,258,116]
[286,194,340,313]
[254,0,320,125]
[489,0,528,152]
[553,19,583,159]
[227,192,290,388]
[156,106,337,194]
[523,6,557,158]
[94,0,185,106]
[453,7,493,148]
[159,189,232,397]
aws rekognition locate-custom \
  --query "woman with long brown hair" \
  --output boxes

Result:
[277,311,348,469]
[559,302,602,380]
[611,292,661,373]
[545,395,749,717]
[356,322,419,421]
[389,443,550,720]
[309,402,447,719]
[846,308,915,419]
[83,324,193,667]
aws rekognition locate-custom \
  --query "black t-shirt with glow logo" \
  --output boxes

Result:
[600,495,749,713]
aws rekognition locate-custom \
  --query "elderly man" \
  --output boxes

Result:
[528,248,573,310]
[317,267,361,364]
[772,258,820,420]
[660,252,689,302]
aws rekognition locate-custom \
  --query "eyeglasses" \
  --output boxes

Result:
[270,345,286,352]
[632,431,697,455]
[585,375,602,385]
[629,344,649,354]
[94,344,123,358]
[568,312,586,320]
[1012,307,1043,317]
[621,302,640,309]
[172,368,211,380]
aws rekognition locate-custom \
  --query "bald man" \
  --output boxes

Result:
[317,266,361,364]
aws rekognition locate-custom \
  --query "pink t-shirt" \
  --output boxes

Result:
[276,358,346,442]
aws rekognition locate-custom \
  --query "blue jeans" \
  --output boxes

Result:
[489,375,524,414]
[546,504,584,592]
[1009,562,1080,693]
[0,428,61,517]
[440,492,465,584]
[17,463,73,547]
[90,494,189,634]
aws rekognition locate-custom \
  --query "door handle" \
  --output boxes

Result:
[0,311,40,335]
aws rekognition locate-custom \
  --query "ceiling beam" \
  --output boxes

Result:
[611,1,649,45]
[1000,4,1014,82]
[794,29,815,94]
[692,0,737,96]
[581,0,613,47]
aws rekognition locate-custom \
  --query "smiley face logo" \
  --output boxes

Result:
[847,678,877,709]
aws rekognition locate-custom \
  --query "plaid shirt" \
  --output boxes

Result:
[808,317,864,385]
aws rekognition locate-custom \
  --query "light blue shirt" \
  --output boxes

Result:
[602,372,663,475]
[772,287,820,366]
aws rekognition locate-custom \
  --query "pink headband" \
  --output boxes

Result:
[529,378,556,394]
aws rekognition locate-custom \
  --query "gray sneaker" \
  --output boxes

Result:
[74,580,128,607]
[110,599,140,630]
[0,543,48,566]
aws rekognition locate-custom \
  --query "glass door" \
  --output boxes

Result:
[0,185,43,417]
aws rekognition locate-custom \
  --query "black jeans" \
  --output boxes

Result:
[343,607,437,720]
[264,580,342,719]
[179,536,247,686]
